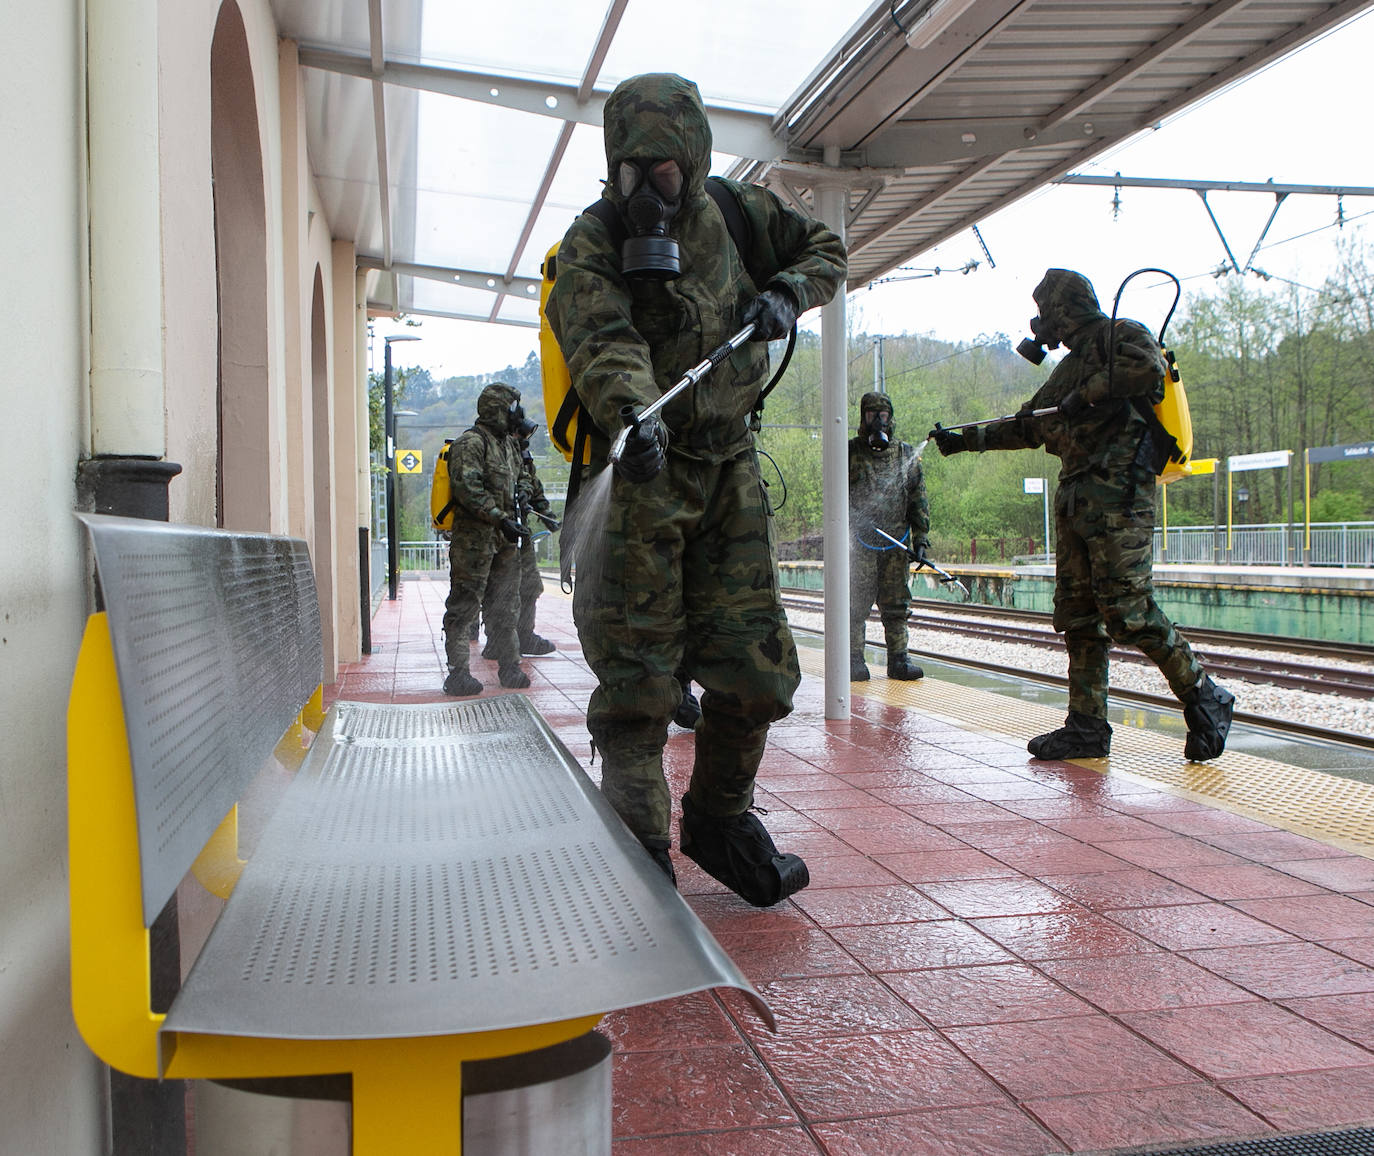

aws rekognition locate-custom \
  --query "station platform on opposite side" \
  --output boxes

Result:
[333,575,1374,1155]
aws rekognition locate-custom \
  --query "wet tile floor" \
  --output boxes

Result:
[334,578,1374,1154]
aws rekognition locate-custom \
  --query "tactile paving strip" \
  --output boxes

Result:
[798,649,1374,854]
[1150,1126,1374,1154]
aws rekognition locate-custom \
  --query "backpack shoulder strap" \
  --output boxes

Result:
[704,177,756,282]
[583,197,625,247]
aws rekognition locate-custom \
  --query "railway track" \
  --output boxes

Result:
[780,589,1374,702]
[783,613,1374,753]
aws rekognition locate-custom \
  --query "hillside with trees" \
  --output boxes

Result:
[374,240,1374,557]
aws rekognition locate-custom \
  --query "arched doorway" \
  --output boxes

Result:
[210,0,270,530]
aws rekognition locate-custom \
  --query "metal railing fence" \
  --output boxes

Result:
[1153,521,1374,567]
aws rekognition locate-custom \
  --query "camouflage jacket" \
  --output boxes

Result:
[515,444,551,516]
[449,384,522,528]
[974,267,1166,482]
[978,315,1165,483]
[848,437,929,552]
[545,73,847,465]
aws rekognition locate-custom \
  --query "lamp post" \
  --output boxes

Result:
[384,334,420,600]
[1236,485,1250,525]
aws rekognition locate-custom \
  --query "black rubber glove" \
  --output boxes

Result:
[1056,390,1089,420]
[912,543,929,565]
[535,511,561,532]
[929,426,967,456]
[742,287,797,342]
[498,517,528,544]
[614,416,668,484]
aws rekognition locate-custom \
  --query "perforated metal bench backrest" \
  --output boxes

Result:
[77,514,322,925]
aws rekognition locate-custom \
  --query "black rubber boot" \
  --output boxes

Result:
[1183,676,1235,762]
[1027,711,1111,759]
[641,837,676,886]
[887,653,924,680]
[520,633,557,656]
[443,669,482,697]
[498,664,530,689]
[679,795,810,908]
[850,655,870,681]
[672,684,702,730]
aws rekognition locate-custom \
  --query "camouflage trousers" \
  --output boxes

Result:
[441,523,520,673]
[850,544,912,659]
[1053,470,1203,718]
[572,450,800,844]
[517,534,544,641]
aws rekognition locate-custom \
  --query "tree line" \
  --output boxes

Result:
[373,239,1374,556]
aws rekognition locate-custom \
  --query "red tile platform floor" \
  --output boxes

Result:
[335,578,1374,1155]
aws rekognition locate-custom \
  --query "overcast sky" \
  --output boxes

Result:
[372,9,1374,380]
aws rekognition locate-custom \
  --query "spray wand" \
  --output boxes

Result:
[930,406,1061,435]
[608,323,756,464]
[870,526,971,600]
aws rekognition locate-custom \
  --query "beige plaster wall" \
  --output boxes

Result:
[0,0,107,1149]
[0,0,364,1147]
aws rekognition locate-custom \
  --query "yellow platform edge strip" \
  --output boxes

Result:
[798,648,1374,857]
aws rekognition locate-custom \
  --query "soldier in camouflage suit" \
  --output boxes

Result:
[440,382,531,697]
[545,73,846,904]
[931,269,1234,761]
[482,429,559,657]
[849,391,929,682]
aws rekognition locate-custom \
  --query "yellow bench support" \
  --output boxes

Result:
[68,612,597,1152]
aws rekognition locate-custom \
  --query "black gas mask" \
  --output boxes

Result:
[617,158,684,279]
[513,404,538,441]
[1016,314,1061,365]
[862,409,892,452]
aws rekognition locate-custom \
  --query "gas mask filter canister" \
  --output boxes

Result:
[1016,314,1060,365]
[618,158,684,279]
[863,411,891,452]
[513,405,538,440]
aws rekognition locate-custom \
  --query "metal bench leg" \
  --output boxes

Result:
[351,1043,463,1155]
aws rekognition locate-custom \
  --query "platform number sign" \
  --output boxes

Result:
[396,450,423,474]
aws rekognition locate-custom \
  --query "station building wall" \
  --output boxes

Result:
[1,0,366,1147]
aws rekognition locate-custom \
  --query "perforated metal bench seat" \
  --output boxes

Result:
[165,693,770,1040]
[67,514,770,1152]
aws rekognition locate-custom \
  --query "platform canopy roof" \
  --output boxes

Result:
[271,0,1372,330]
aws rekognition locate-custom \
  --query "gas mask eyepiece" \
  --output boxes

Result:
[513,404,538,441]
[1016,315,1060,365]
[617,158,683,279]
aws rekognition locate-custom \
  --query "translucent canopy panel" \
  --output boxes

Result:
[279,0,1374,327]
[409,1,607,82]
[403,0,876,109]
[598,1,876,110]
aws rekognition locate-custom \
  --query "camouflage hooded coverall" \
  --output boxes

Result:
[849,391,931,663]
[441,382,524,678]
[545,74,847,845]
[965,269,1204,718]
[514,442,552,644]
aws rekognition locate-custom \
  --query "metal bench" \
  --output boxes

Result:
[66,514,771,1154]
